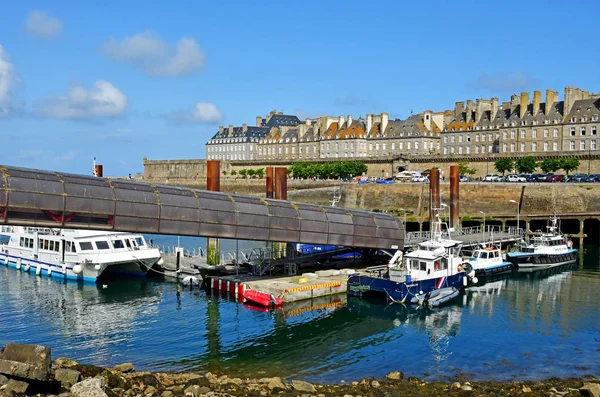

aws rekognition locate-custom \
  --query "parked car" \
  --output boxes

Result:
[459,175,469,182]
[547,174,565,182]
[568,173,588,182]
[518,174,532,181]
[537,174,554,182]
[494,175,506,182]
[506,174,526,182]
[584,174,600,183]
[411,175,429,183]
[483,173,499,182]
[527,174,544,182]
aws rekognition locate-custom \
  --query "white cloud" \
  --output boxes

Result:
[25,10,63,39]
[0,45,21,117]
[164,102,223,124]
[38,80,127,119]
[102,31,205,77]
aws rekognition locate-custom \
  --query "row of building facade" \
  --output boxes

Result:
[205,86,600,162]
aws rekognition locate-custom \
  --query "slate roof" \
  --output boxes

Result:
[208,126,270,142]
[265,114,301,128]
[564,99,600,120]
[383,115,429,137]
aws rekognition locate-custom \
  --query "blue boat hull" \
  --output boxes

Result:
[347,273,465,303]
[507,249,578,271]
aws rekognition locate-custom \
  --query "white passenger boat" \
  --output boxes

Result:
[507,216,577,272]
[0,226,162,283]
[464,244,514,277]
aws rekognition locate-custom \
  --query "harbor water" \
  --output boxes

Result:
[1,236,599,383]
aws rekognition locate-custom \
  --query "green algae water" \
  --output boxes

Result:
[0,239,599,383]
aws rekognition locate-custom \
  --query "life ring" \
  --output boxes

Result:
[457,264,463,272]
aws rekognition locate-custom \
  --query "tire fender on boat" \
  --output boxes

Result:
[23,264,30,272]
[72,264,82,274]
[457,263,463,272]
[16,258,22,270]
[48,268,52,277]
[35,267,41,276]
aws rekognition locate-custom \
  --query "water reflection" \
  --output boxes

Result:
[0,249,599,382]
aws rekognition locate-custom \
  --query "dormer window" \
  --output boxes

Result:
[572,117,577,123]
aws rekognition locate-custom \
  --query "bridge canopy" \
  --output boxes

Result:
[0,165,404,250]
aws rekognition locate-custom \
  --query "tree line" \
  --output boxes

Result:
[493,156,581,175]
[289,161,368,179]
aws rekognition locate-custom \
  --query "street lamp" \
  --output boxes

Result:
[479,211,485,241]
[509,200,520,236]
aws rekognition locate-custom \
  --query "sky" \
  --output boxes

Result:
[1,0,599,176]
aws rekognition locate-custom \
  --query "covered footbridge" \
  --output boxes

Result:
[0,165,404,250]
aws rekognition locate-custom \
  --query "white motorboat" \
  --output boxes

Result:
[465,244,513,277]
[0,226,162,283]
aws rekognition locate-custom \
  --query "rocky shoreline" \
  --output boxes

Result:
[0,343,598,397]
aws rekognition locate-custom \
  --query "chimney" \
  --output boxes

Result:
[267,110,276,123]
[519,92,530,118]
[532,91,541,116]
[347,114,353,126]
[219,125,224,134]
[475,99,484,124]
[305,118,312,126]
[454,101,465,121]
[381,112,389,135]
[256,116,262,127]
[242,123,248,133]
[423,110,432,131]
[546,89,556,115]
[278,111,283,115]
[338,115,345,127]
[298,123,308,139]
[228,124,233,136]
[466,100,474,122]
[366,114,373,134]
[564,86,577,116]
[510,94,520,114]
[491,97,499,120]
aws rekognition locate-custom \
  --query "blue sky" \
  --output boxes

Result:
[1,0,599,176]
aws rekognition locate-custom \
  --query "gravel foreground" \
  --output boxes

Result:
[1,357,599,397]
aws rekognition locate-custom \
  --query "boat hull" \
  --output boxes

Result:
[474,262,514,277]
[507,250,578,272]
[347,273,465,303]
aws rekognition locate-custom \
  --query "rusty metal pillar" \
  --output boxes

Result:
[429,169,440,223]
[207,160,221,192]
[274,167,287,200]
[450,165,459,229]
[94,164,103,177]
[266,167,274,198]
[206,160,220,265]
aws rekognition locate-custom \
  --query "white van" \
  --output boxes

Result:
[395,171,421,181]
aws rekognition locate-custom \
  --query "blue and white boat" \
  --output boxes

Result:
[507,216,577,272]
[464,244,513,277]
[348,217,473,304]
[0,226,162,283]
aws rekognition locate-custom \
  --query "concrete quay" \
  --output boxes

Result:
[207,268,354,303]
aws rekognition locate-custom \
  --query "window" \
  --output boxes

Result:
[511,143,516,152]
[510,131,516,139]
[520,142,525,152]
[49,241,55,251]
[459,136,463,143]
[532,142,537,151]
[553,142,558,151]
[451,136,455,143]
[532,130,537,138]
[79,242,94,251]
[580,141,586,150]
[570,127,576,136]
[520,130,526,139]
[481,145,486,153]
[581,127,586,136]
[503,131,508,139]
[543,142,548,151]
[553,128,559,137]
[593,126,597,135]
[96,241,110,250]
[475,146,479,154]
[502,143,507,152]
[593,140,597,150]
[466,147,470,154]
[569,141,575,150]
[475,135,479,142]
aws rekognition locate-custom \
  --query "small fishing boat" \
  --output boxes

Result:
[465,244,513,277]
[507,216,577,272]
[243,289,283,307]
[348,214,476,303]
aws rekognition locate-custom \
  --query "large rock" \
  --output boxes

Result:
[55,368,81,389]
[113,362,134,373]
[291,380,316,393]
[0,343,51,381]
[184,384,211,396]
[4,379,29,394]
[71,378,107,397]
[581,383,600,397]
[54,357,79,369]
[0,374,8,385]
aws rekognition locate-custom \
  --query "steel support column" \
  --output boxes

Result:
[266,167,274,199]
[274,167,288,200]
[450,165,459,229]
[429,169,440,223]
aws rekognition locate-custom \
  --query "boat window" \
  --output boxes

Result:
[49,241,55,251]
[492,251,498,258]
[79,242,93,251]
[19,237,24,247]
[54,241,60,252]
[135,237,145,247]
[419,261,427,271]
[95,241,110,250]
[481,252,488,259]
[112,239,125,249]
[65,241,71,252]
[441,258,448,269]
[43,240,49,250]
[124,239,132,249]
[434,260,440,271]
[130,239,138,248]
[410,259,419,270]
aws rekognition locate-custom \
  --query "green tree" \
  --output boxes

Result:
[494,158,515,175]
[222,170,227,176]
[538,158,561,173]
[457,161,476,176]
[247,169,256,178]
[516,156,537,174]
[238,169,247,178]
[231,170,237,176]
[255,168,265,179]
[558,158,580,175]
